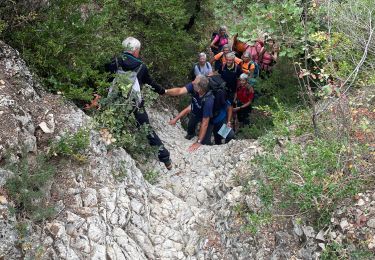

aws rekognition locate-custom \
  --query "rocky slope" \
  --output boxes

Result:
[0,41,374,260]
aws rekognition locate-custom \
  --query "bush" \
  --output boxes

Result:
[49,128,90,161]
[5,156,56,221]
[2,0,213,103]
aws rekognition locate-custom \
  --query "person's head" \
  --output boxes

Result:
[266,38,275,47]
[222,44,230,55]
[193,75,209,94]
[122,37,141,57]
[225,52,236,67]
[219,25,227,36]
[198,52,207,65]
[242,52,251,62]
[239,73,249,87]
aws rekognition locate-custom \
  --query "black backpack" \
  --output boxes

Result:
[190,62,210,80]
[202,75,227,119]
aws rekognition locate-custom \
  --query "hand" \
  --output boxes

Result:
[227,121,232,128]
[84,94,101,110]
[233,107,240,112]
[169,118,178,125]
[188,142,201,152]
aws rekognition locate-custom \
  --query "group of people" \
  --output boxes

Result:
[102,26,279,170]
[165,26,279,146]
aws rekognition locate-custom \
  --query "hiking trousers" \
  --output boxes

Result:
[134,108,170,163]
[203,120,235,145]
[187,113,200,137]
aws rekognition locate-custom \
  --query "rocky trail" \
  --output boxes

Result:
[1,41,374,260]
[0,40,269,259]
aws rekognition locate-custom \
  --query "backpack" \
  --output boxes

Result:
[202,75,228,121]
[190,62,210,80]
[107,57,144,108]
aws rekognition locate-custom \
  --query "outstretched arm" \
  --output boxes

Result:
[165,86,188,96]
[169,105,191,125]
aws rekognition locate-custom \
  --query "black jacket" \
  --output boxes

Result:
[105,52,166,95]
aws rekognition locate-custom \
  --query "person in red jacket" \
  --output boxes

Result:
[233,74,255,127]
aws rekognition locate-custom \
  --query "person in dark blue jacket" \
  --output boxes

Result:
[106,37,172,170]
[165,75,214,152]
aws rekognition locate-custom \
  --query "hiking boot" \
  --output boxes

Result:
[184,134,194,140]
[164,160,173,170]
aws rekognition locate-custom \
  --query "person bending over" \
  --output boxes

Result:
[165,75,214,151]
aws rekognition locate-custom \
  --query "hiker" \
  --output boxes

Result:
[210,25,229,55]
[233,74,255,127]
[105,36,172,170]
[245,39,264,64]
[193,52,213,78]
[204,74,235,144]
[241,52,256,78]
[218,52,242,129]
[259,38,278,78]
[212,44,242,72]
[169,74,234,145]
[165,75,214,151]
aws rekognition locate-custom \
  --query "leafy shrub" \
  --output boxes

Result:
[5,156,56,221]
[321,242,374,260]
[49,128,90,161]
[143,170,160,185]
[2,0,213,102]
[256,139,359,214]
[94,75,159,157]
[253,58,302,107]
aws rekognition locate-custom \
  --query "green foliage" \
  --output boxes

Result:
[0,19,6,34]
[254,58,302,106]
[321,242,374,260]
[49,128,90,161]
[3,0,213,102]
[245,211,272,234]
[5,156,56,221]
[143,170,160,185]
[256,139,359,213]
[235,114,274,139]
[94,74,159,157]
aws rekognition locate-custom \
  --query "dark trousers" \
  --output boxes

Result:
[237,106,252,125]
[203,120,235,145]
[187,113,200,137]
[134,109,170,163]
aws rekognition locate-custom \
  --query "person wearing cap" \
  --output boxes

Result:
[233,74,255,127]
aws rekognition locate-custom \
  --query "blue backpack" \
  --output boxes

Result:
[251,61,260,78]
